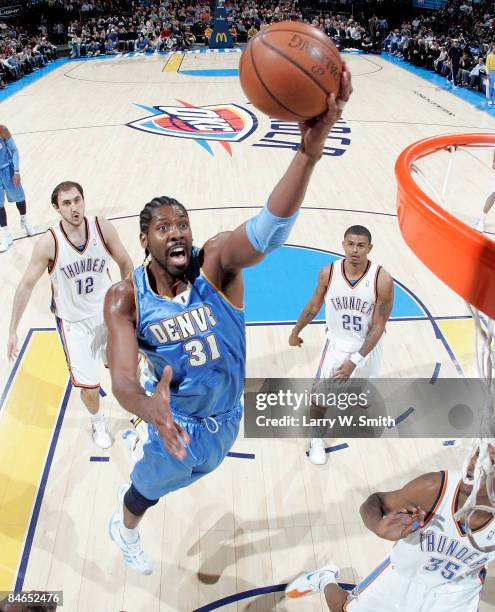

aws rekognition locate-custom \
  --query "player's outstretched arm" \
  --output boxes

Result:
[289,265,332,347]
[104,281,190,459]
[217,67,353,275]
[360,472,441,541]
[334,268,394,379]
[96,217,134,280]
[7,232,54,360]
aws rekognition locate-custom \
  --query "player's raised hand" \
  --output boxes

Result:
[7,332,18,361]
[298,65,353,160]
[148,365,190,460]
[289,331,303,347]
[376,506,426,541]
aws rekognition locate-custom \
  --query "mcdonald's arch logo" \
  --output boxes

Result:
[216,32,228,43]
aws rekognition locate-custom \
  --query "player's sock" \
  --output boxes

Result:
[319,570,339,591]
[120,523,139,544]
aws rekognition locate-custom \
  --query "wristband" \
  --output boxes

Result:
[349,352,364,366]
[14,170,20,174]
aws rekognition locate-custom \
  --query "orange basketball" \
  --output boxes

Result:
[239,21,343,122]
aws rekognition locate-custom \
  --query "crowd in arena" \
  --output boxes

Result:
[5,0,495,100]
[383,0,495,95]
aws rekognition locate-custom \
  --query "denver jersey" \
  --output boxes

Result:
[0,137,13,169]
[134,248,246,419]
[390,470,495,587]
[325,260,381,352]
[49,216,112,322]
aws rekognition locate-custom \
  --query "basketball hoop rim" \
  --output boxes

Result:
[396,132,495,319]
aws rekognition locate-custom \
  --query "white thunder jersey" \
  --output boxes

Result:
[390,470,495,587]
[49,216,112,322]
[325,260,381,352]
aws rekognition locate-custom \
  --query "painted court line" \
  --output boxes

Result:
[0,330,69,590]
[193,581,356,611]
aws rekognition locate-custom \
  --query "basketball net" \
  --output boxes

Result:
[409,142,495,553]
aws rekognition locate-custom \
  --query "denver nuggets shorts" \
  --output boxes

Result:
[130,405,242,500]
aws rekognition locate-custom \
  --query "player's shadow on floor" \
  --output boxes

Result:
[188,510,324,585]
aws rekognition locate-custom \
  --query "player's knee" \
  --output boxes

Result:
[124,484,159,516]
[80,386,99,401]
[246,201,299,254]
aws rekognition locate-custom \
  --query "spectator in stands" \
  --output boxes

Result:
[457,49,474,85]
[247,24,258,39]
[362,36,373,53]
[204,24,213,45]
[447,38,463,87]
[69,33,81,58]
[434,46,449,74]
[486,43,495,105]
[469,56,485,88]
[184,29,196,47]
[135,32,151,53]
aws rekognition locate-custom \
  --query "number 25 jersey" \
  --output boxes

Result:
[325,260,381,352]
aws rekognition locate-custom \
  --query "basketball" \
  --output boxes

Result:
[239,21,343,122]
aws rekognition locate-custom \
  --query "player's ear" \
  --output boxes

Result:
[368,242,373,252]
[140,232,148,250]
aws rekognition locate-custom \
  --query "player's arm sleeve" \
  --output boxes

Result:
[245,201,299,254]
[5,137,19,171]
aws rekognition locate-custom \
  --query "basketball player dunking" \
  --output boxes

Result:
[7,181,133,448]
[286,443,495,611]
[104,70,353,575]
[289,225,393,464]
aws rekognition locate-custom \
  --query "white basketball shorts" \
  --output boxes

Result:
[315,338,383,380]
[55,311,107,388]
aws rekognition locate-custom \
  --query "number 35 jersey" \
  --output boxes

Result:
[325,260,381,352]
[390,470,495,587]
[49,216,112,322]
[133,252,246,419]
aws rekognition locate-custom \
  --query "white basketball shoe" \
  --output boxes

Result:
[90,414,112,449]
[20,216,35,236]
[0,230,13,253]
[285,565,340,598]
[308,438,327,465]
[109,483,153,575]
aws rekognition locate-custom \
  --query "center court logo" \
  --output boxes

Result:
[128,100,351,157]
[127,100,257,155]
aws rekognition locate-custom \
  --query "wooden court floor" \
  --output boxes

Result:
[0,49,494,611]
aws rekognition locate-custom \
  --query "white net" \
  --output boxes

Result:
[410,141,495,552]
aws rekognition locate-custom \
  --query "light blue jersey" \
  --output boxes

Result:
[133,247,246,419]
[0,137,25,206]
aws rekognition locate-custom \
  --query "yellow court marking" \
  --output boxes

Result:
[0,330,68,590]
[437,319,475,374]
[163,53,184,72]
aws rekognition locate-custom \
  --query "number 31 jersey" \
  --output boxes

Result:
[325,259,381,352]
[133,249,246,419]
[49,216,112,322]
